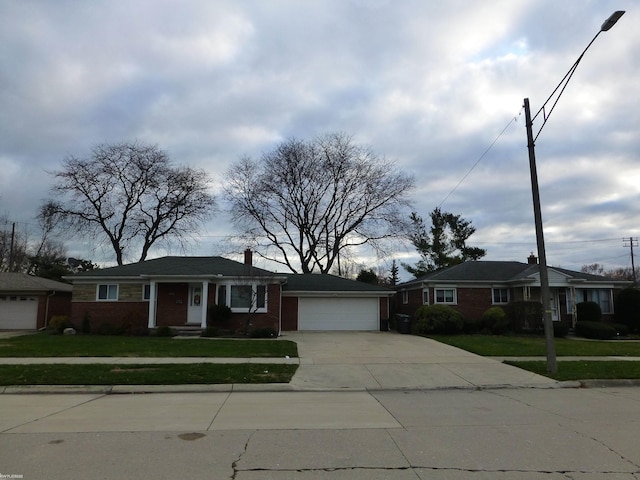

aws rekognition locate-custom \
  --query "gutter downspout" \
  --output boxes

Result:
[41,290,56,331]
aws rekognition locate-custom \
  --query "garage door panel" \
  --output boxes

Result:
[298,297,378,331]
[0,296,38,329]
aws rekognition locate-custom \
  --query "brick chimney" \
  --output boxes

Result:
[527,253,538,265]
[244,248,253,266]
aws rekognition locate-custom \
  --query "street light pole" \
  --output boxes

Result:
[524,10,624,375]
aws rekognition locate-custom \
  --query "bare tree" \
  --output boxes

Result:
[226,133,414,274]
[0,218,28,272]
[46,141,216,265]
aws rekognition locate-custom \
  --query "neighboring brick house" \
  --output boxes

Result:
[396,256,631,326]
[65,250,394,333]
[0,273,72,330]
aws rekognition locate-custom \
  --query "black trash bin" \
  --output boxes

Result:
[380,318,389,331]
[395,314,411,334]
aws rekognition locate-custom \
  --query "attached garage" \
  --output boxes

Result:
[282,274,392,331]
[0,296,38,329]
[298,297,379,331]
[0,273,72,330]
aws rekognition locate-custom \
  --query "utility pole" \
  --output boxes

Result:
[623,237,637,285]
[8,222,16,272]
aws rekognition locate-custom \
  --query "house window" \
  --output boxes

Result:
[402,290,408,304]
[422,289,429,305]
[575,288,613,314]
[228,284,268,312]
[143,284,151,301]
[217,285,227,306]
[97,284,118,301]
[492,288,509,304]
[435,288,456,304]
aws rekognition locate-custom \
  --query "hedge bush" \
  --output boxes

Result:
[615,288,640,332]
[505,301,543,332]
[249,327,277,338]
[48,315,72,333]
[575,321,616,340]
[576,301,602,323]
[414,305,463,334]
[482,306,508,334]
[553,322,570,338]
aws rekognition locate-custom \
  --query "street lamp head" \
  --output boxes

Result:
[601,10,625,32]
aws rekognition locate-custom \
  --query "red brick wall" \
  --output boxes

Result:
[213,283,282,333]
[38,292,72,329]
[281,296,298,331]
[70,301,149,333]
[396,286,495,321]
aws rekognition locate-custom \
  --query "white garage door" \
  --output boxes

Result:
[0,296,38,329]
[298,297,379,331]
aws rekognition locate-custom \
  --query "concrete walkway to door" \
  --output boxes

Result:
[283,331,559,391]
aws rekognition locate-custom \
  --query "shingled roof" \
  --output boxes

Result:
[0,272,72,292]
[283,274,393,293]
[67,256,278,279]
[398,261,628,287]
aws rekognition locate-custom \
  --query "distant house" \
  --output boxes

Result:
[64,250,393,333]
[0,273,72,330]
[395,255,631,326]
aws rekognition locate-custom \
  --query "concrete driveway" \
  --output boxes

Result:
[283,331,557,390]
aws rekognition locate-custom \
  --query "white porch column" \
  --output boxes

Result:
[200,281,209,328]
[148,280,157,328]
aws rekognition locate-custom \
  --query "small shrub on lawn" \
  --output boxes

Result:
[575,321,616,340]
[482,306,509,334]
[553,322,570,338]
[576,301,602,323]
[155,326,175,337]
[209,304,233,324]
[249,327,277,338]
[505,301,543,332]
[414,305,463,334]
[615,288,640,332]
[201,326,219,337]
[48,315,72,333]
[462,317,482,334]
[611,323,629,337]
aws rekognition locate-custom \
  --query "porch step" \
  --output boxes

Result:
[174,326,203,337]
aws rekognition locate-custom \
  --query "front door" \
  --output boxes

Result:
[187,285,202,324]
[549,289,560,321]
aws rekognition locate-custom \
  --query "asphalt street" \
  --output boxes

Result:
[1,387,640,479]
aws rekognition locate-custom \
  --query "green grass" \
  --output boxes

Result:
[428,334,640,357]
[0,363,298,385]
[505,361,640,382]
[0,333,298,358]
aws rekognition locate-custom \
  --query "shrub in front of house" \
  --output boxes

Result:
[611,323,629,337]
[462,317,482,334]
[482,306,509,334]
[414,305,464,334]
[48,315,72,333]
[575,321,616,340]
[208,304,233,324]
[96,323,126,335]
[615,288,640,332]
[505,301,543,333]
[552,322,570,338]
[201,326,219,337]
[576,301,602,323]
[249,327,278,338]
[155,326,175,337]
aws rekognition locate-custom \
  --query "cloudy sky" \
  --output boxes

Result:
[1,0,638,279]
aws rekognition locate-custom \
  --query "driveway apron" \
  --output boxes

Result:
[283,331,557,390]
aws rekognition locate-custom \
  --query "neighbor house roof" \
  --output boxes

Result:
[66,256,280,280]
[283,274,393,294]
[398,261,630,288]
[0,272,72,292]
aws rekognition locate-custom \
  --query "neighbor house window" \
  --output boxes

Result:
[422,289,429,305]
[97,284,118,301]
[143,284,151,301]
[402,290,408,304]
[574,288,613,314]
[434,288,456,304]
[217,285,227,306]
[492,288,509,304]
[228,284,268,312]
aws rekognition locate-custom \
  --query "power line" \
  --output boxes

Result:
[438,110,522,207]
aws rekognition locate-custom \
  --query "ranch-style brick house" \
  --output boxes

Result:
[65,250,393,333]
[395,255,631,326]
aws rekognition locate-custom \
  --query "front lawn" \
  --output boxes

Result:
[429,334,640,357]
[0,363,298,385]
[505,361,640,382]
[0,333,298,358]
